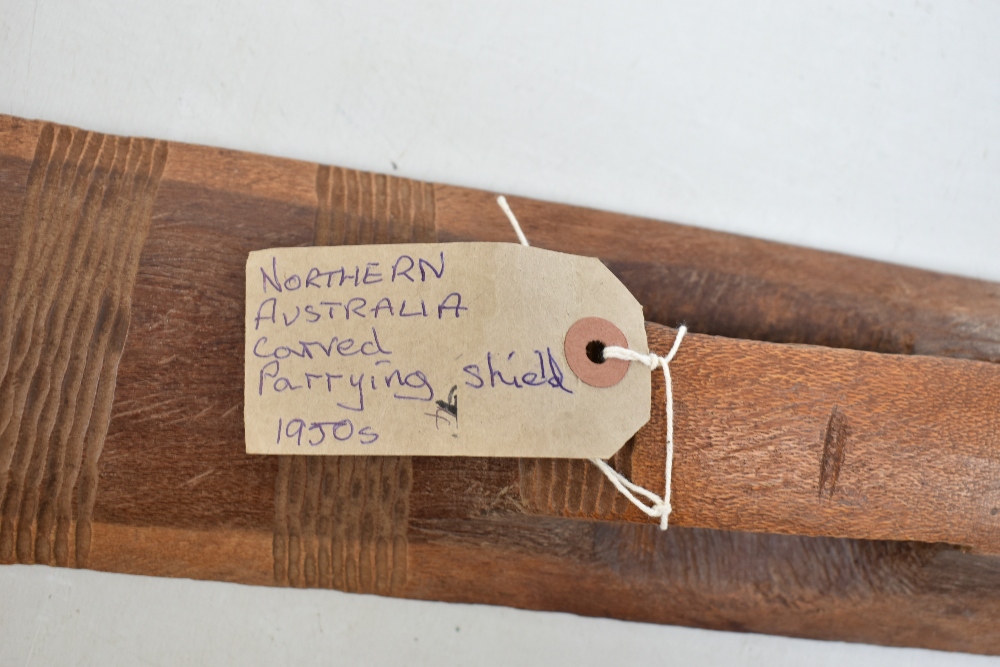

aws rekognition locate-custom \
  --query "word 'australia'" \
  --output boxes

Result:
[260,252,445,292]
[254,293,468,329]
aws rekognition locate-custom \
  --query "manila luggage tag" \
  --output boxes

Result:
[244,242,649,459]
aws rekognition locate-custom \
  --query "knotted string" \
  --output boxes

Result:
[496,195,687,530]
[595,329,685,529]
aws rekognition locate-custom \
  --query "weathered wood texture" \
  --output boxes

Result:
[627,327,1000,551]
[1,115,1000,654]
[437,189,1000,363]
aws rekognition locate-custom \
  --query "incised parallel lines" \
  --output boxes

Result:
[0,123,167,566]
[274,456,412,591]
[518,440,637,519]
[272,165,426,591]
[314,165,435,246]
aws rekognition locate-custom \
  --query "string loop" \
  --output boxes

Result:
[497,195,687,530]
[593,326,686,530]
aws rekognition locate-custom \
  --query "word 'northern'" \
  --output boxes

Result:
[259,252,445,293]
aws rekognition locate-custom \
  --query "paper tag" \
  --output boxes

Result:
[244,243,649,458]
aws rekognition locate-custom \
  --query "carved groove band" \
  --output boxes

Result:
[0,124,167,567]
[272,165,432,591]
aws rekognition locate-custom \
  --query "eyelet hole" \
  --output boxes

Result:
[585,340,606,364]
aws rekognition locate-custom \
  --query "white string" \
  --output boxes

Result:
[599,327,686,530]
[496,195,531,247]
[498,194,687,530]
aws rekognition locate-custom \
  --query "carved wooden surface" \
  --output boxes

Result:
[629,326,1000,550]
[1,115,999,655]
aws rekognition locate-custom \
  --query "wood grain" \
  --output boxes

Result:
[0,123,167,568]
[1,114,1000,654]
[630,326,1000,550]
[272,165,431,592]
[435,188,1000,362]
[512,321,1000,553]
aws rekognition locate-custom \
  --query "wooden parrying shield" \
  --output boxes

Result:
[1,114,999,654]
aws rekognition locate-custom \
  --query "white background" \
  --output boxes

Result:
[1,1,998,664]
